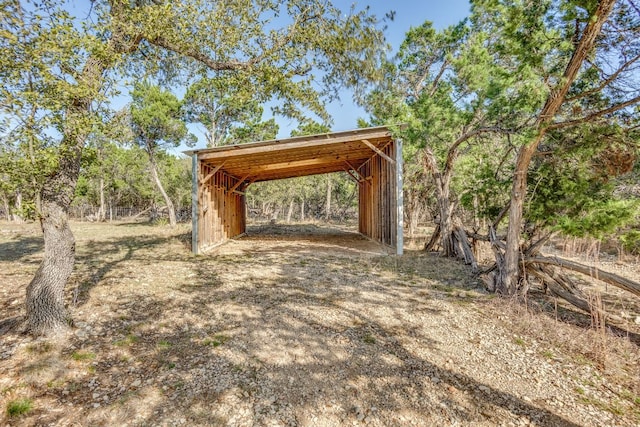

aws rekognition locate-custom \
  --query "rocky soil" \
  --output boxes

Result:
[0,221,638,426]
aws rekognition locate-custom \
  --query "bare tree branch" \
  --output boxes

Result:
[548,94,640,130]
[565,52,640,102]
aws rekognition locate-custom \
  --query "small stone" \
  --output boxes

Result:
[92,403,101,408]
[131,379,141,387]
[478,385,490,393]
[92,392,100,399]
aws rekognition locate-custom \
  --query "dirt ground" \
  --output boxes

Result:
[0,221,639,426]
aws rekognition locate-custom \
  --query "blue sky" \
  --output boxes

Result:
[65,1,472,152]
[273,0,472,140]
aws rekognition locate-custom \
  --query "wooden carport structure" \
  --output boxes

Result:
[186,126,403,255]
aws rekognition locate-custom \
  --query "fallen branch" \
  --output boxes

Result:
[424,224,441,252]
[528,256,640,298]
[527,265,625,325]
[454,226,478,273]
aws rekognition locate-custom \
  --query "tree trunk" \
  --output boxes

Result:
[497,0,616,294]
[26,97,97,334]
[1,194,9,220]
[13,190,23,223]
[437,181,455,257]
[407,195,422,238]
[424,147,456,257]
[325,175,332,221]
[148,151,176,227]
[26,197,76,335]
[300,196,305,221]
[286,198,295,223]
[98,177,106,222]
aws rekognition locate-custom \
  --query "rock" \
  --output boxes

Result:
[131,379,141,387]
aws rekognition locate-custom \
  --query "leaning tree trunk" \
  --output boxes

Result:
[26,191,77,334]
[423,146,457,257]
[23,12,136,334]
[497,0,616,295]
[26,98,97,335]
[148,151,177,227]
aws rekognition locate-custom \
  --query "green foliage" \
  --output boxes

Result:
[183,75,278,146]
[527,124,639,239]
[6,398,33,417]
[71,351,96,361]
[130,82,191,152]
[620,230,640,256]
[1,0,388,222]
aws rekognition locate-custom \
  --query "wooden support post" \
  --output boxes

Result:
[191,154,199,254]
[361,139,396,165]
[395,139,404,256]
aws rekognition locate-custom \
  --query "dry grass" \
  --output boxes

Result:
[0,220,639,426]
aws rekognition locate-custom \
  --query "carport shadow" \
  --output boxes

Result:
[110,249,583,426]
[107,235,584,425]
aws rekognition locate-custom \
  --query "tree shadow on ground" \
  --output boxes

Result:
[3,224,634,426]
[69,233,193,307]
[26,228,589,426]
[0,235,43,262]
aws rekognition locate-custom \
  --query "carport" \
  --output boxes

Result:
[186,125,403,255]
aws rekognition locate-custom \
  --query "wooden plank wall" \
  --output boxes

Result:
[197,161,246,252]
[357,141,397,248]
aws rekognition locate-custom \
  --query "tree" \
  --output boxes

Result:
[482,0,640,294]
[129,82,192,227]
[1,0,388,335]
[183,75,275,147]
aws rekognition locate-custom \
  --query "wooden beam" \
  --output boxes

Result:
[343,168,361,184]
[361,139,396,165]
[241,178,256,191]
[229,175,249,193]
[344,161,367,181]
[199,162,226,185]
[198,130,392,161]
